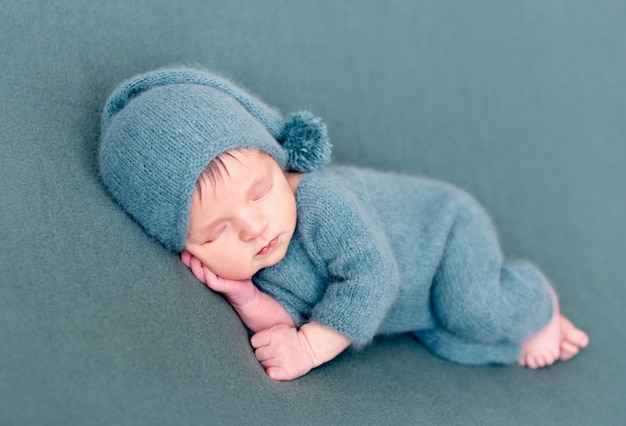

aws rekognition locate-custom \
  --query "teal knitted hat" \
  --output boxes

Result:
[99,67,331,252]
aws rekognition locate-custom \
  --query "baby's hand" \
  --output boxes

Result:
[180,252,256,306]
[250,324,316,381]
[182,252,296,333]
[251,322,351,380]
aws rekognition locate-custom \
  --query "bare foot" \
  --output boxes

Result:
[517,288,589,369]
[518,306,561,369]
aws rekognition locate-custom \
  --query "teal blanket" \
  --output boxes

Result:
[2,1,624,424]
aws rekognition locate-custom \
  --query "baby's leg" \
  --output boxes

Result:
[431,193,588,367]
[413,326,520,365]
[431,193,554,345]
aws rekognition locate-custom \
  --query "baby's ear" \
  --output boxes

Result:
[281,111,331,172]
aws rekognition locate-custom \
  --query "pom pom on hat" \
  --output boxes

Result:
[281,111,331,172]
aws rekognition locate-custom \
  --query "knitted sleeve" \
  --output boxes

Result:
[296,172,401,348]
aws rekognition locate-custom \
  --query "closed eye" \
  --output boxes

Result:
[205,224,226,243]
[252,182,272,201]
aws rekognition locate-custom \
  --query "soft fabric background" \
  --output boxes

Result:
[2,1,624,424]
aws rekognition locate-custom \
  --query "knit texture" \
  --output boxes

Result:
[254,166,554,363]
[99,68,331,252]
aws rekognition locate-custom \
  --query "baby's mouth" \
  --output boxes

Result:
[257,237,279,256]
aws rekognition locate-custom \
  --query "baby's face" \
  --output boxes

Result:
[184,149,297,280]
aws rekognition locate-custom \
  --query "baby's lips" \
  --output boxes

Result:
[257,237,279,255]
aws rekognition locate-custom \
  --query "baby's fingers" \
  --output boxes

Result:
[250,332,295,381]
[201,265,218,284]
[180,251,206,284]
[181,252,231,293]
[250,329,271,349]
[180,251,192,268]
[189,256,208,284]
[202,267,234,293]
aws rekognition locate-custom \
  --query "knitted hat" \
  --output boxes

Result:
[99,67,331,252]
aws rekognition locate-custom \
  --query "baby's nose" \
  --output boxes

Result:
[239,208,268,241]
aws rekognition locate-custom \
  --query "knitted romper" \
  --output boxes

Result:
[254,165,554,364]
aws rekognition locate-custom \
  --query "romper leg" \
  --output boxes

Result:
[412,326,520,365]
[430,192,553,344]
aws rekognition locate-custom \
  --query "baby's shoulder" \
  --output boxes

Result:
[294,167,391,253]
[295,167,367,220]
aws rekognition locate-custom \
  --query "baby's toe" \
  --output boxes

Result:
[561,317,589,348]
[560,341,580,361]
[528,355,544,369]
[571,329,589,348]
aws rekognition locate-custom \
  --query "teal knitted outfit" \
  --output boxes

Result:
[100,67,554,365]
[254,166,553,364]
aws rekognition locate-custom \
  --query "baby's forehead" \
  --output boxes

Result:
[194,148,267,199]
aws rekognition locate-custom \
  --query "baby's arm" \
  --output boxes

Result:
[181,252,295,332]
[250,321,351,380]
[182,253,348,380]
